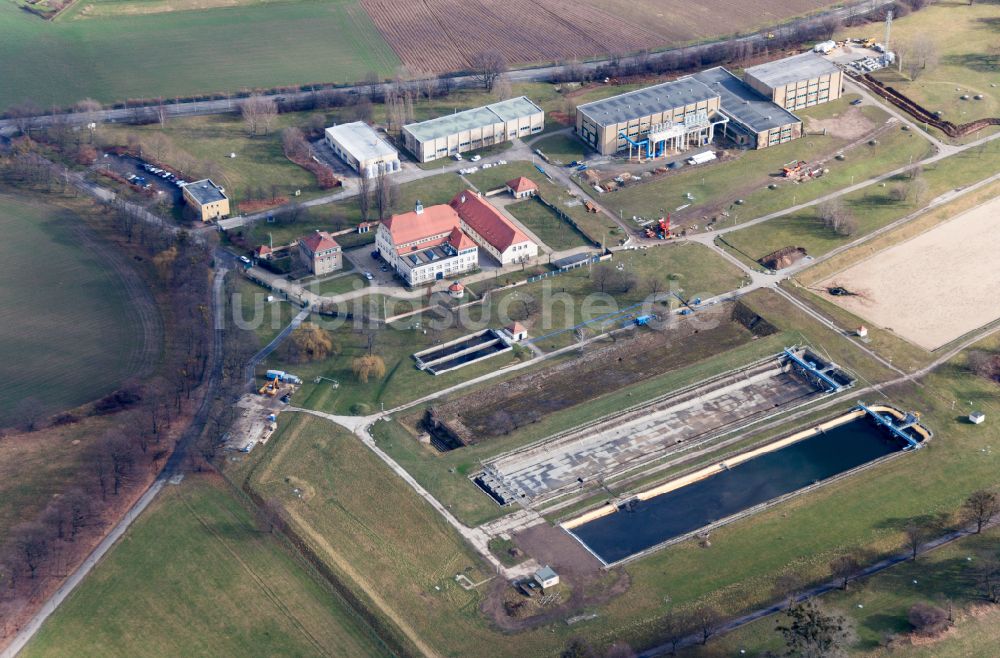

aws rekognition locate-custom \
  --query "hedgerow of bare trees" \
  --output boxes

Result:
[241,95,278,137]
[818,198,858,237]
[470,50,508,92]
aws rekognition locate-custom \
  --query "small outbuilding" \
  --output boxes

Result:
[969,411,986,425]
[448,281,465,299]
[506,176,539,199]
[856,325,868,338]
[534,565,559,589]
[504,321,527,342]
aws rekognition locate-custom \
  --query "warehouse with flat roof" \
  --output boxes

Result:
[743,52,844,111]
[402,97,544,162]
[325,122,400,178]
[692,67,802,149]
[576,78,726,157]
[183,179,229,221]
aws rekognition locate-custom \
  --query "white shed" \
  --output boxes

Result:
[534,565,559,589]
[969,411,986,425]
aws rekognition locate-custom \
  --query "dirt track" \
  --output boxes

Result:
[818,195,1000,350]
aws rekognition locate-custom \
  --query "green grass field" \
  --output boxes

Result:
[102,113,319,209]
[466,161,618,245]
[0,194,140,424]
[533,132,590,165]
[0,0,399,111]
[23,475,391,658]
[722,135,1000,263]
[506,196,592,251]
[866,2,1000,125]
[683,524,1000,656]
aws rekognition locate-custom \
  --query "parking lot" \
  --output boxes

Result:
[97,153,186,207]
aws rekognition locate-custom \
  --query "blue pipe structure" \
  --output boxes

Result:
[856,403,922,451]
[618,131,652,159]
[783,348,842,392]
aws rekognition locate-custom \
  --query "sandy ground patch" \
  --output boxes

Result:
[804,107,876,140]
[818,196,1000,350]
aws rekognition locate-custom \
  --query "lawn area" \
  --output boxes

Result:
[231,276,296,346]
[466,161,617,245]
[263,310,521,416]
[865,2,1000,125]
[0,193,141,425]
[100,113,321,210]
[682,523,1000,657]
[722,135,1000,263]
[0,0,399,111]
[22,475,391,658]
[599,98,933,227]
[476,242,749,351]
[533,132,590,165]
[506,196,592,251]
[311,272,368,297]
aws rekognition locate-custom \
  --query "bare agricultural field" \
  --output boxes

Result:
[362,0,838,72]
[818,195,1000,351]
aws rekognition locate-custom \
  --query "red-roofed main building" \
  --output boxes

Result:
[450,191,538,265]
[376,201,479,286]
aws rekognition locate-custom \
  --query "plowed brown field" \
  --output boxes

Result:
[362,0,838,72]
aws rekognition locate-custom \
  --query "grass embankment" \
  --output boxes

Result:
[22,475,391,658]
[466,161,618,246]
[232,276,296,346]
[0,194,139,424]
[0,0,399,111]
[865,2,1000,126]
[532,132,590,165]
[722,135,1000,263]
[683,525,1000,656]
[600,98,932,226]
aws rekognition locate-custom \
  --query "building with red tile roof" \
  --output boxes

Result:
[506,176,538,199]
[297,230,342,275]
[450,191,538,265]
[375,201,479,286]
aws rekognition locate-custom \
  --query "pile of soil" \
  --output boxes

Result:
[759,246,808,270]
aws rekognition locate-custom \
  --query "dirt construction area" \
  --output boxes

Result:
[818,195,1000,350]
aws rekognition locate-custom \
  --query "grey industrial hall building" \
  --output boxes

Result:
[575,78,726,157]
[743,52,844,111]
[691,67,802,149]
[402,97,544,163]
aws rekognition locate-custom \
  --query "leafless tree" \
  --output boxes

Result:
[241,95,277,137]
[975,556,1000,602]
[899,36,939,80]
[470,50,508,92]
[363,71,383,100]
[281,127,310,162]
[904,519,934,560]
[374,169,398,220]
[967,350,997,379]
[13,523,49,579]
[693,605,721,645]
[358,170,372,224]
[494,73,513,101]
[963,490,999,533]
[830,554,862,590]
[657,607,692,655]
[818,198,857,236]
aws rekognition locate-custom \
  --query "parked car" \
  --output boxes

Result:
[239,256,251,264]
[850,98,863,105]
[363,271,374,281]
[470,154,481,162]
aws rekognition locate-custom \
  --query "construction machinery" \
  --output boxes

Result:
[782,160,807,178]
[258,377,281,397]
[584,200,599,213]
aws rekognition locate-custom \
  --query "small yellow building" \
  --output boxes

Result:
[182,179,230,222]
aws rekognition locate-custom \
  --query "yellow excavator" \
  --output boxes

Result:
[258,377,281,397]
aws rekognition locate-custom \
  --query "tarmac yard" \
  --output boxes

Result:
[479,355,825,506]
